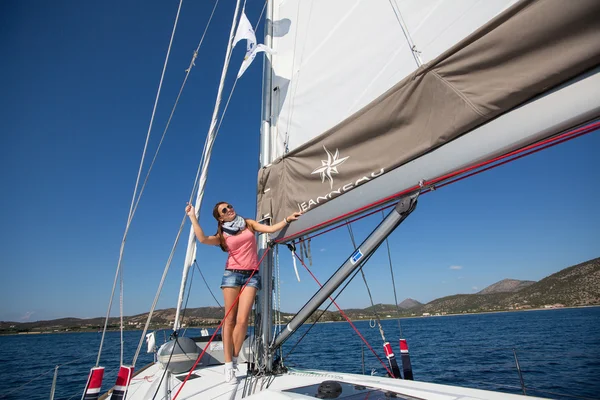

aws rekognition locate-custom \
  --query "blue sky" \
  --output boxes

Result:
[0,1,598,323]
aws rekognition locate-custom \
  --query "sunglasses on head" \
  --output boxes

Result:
[220,204,233,214]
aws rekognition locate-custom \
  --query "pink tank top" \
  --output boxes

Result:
[224,228,259,270]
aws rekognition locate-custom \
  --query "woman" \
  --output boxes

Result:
[185,201,301,383]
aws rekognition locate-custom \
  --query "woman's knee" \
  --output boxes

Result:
[224,314,237,328]
[235,314,249,327]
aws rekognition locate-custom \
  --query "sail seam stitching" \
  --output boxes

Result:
[430,70,486,118]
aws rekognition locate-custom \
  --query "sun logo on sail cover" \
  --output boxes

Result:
[311,146,349,189]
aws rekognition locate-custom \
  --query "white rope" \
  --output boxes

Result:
[120,265,124,365]
[292,249,301,282]
[96,0,184,368]
[130,0,221,219]
[131,215,187,367]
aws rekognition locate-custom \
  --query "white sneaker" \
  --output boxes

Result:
[224,366,236,384]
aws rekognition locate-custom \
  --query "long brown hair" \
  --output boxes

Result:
[212,202,228,252]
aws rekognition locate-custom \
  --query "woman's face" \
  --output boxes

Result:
[218,203,236,222]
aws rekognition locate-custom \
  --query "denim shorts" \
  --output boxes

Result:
[220,269,262,290]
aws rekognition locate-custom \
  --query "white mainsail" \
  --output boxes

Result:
[258,0,600,241]
[269,0,518,157]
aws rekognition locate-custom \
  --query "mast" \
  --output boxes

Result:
[256,0,275,373]
[173,0,243,332]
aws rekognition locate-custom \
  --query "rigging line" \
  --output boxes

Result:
[193,260,223,307]
[181,263,196,337]
[295,204,397,244]
[280,120,600,244]
[184,0,267,210]
[172,0,243,333]
[170,0,266,337]
[0,368,64,399]
[212,0,268,144]
[381,210,404,337]
[281,0,302,153]
[97,0,184,368]
[290,250,394,377]
[120,264,124,365]
[282,0,314,154]
[346,224,387,343]
[272,245,283,346]
[284,249,378,360]
[151,334,183,400]
[180,0,267,204]
[171,247,271,400]
[132,215,188,367]
[388,0,422,67]
[130,0,221,218]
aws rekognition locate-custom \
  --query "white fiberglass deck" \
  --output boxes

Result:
[109,361,548,400]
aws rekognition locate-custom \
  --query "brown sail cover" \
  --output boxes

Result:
[257,0,600,225]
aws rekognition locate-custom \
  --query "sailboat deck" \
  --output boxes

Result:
[108,361,548,400]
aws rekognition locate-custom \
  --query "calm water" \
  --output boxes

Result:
[0,307,598,399]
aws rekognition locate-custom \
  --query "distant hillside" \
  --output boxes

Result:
[339,304,403,320]
[478,279,535,294]
[506,257,600,306]
[421,257,600,314]
[128,307,226,324]
[363,303,399,314]
[398,298,422,309]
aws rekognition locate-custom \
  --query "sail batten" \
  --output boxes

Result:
[258,0,600,237]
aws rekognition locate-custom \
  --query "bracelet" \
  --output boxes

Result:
[284,217,289,224]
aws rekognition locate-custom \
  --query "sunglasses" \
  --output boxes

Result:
[220,204,233,215]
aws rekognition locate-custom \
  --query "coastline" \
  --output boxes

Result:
[2,305,598,336]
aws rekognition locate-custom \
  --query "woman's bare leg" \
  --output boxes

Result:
[222,287,240,363]
[232,286,257,358]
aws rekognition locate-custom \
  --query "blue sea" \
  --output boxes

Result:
[0,307,598,399]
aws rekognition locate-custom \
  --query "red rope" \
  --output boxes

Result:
[296,203,397,243]
[426,121,599,188]
[171,247,271,400]
[422,127,595,194]
[293,251,395,377]
[282,120,599,244]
